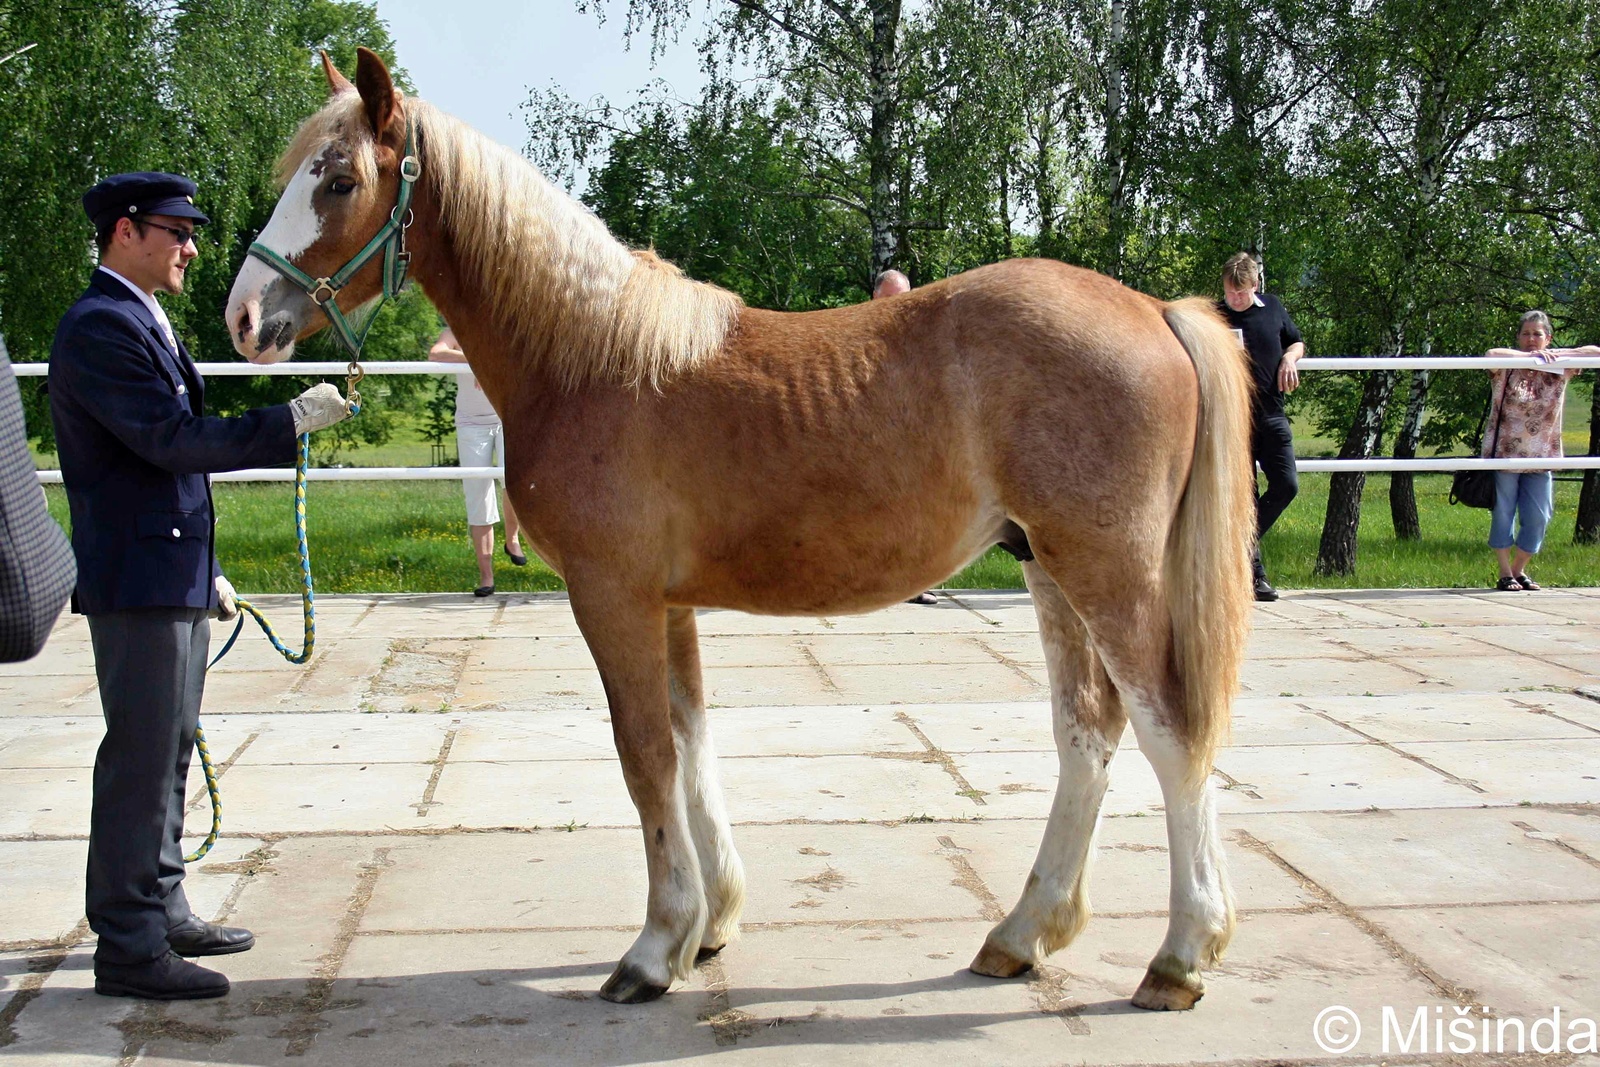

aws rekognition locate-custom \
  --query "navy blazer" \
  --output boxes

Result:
[48,270,297,615]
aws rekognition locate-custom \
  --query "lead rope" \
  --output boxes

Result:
[186,364,364,863]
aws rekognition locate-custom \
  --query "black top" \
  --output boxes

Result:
[1216,293,1303,416]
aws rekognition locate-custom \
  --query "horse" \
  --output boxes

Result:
[226,48,1255,1011]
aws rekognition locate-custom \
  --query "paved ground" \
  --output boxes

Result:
[3,588,1600,1066]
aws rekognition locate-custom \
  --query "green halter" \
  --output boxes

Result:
[247,117,421,360]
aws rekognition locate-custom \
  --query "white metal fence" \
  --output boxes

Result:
[14,355,1600,483]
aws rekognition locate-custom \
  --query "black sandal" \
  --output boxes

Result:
[1514,573,1540,590]
[1495,576,1523,591]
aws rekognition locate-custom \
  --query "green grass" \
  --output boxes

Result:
[41,470,1600,595]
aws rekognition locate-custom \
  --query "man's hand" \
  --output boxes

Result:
[215,575,239,622]
[1278,342,1306,393]
[290,383,353,435]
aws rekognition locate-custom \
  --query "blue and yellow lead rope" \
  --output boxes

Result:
[189,374,361,863]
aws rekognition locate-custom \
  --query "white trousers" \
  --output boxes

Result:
[456,423,504,527]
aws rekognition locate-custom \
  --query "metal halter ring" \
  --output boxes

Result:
[310,280,337,305]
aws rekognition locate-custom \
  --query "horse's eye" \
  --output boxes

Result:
[329,177,356,195]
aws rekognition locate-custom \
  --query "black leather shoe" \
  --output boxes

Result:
[504,543,528,566]
[95,950,229,1000]
[473,584,495,597]
[1253,575,1279,602]
[906,591,938,605]
[166,916,255,957]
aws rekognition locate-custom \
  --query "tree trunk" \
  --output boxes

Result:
[1389,359,1431,540]
[1315,368,1400,576]
[1576,380,1600,543]
[866,0,902,281]
[1103,0,1126,280]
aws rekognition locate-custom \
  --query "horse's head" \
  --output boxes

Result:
[226,48,412,363]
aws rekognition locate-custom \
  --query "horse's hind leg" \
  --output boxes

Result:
[971,560,1127,978]
[568,583,706,1004]
[1074,587,1236,1010]
[665,607,746,957]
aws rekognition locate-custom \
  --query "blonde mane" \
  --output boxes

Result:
[278,94,743,390]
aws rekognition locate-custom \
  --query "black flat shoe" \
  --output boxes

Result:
[167,916,255,957]
[1253,576,1279,602]
[504,544,528,566]
[95,951,229,1000]
[474,585,495,597]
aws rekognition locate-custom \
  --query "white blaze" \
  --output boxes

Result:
[225,155,325,362]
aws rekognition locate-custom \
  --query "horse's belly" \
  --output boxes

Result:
[670,498,1005,615]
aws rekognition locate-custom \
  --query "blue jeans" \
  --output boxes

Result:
[1488,471,1554,554]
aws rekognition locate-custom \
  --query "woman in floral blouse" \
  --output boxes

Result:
[1482,311,1599,590]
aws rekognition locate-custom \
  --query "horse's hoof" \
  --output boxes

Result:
[695,945,725,965]
[969,941,1033,979]
[599,963,669,1004]
[1130,964,1204,1011]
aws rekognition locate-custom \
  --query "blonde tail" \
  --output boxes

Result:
[1160,297,1255,784]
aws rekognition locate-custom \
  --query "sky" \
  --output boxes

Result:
[372,1,713,155]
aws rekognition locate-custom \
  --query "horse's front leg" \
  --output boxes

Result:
[570,582,706,1003]
[666,607,745,957]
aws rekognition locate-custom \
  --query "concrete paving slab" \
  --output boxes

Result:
[182,763,434,836]
[307,929,718,1066]
[455,667,609,710]
[0,674,98,715]
[0,767,91,836]
[0,717,104,768]
[449,712,619,763]
[705,706,923,758]
[1230,808,1600,907]
[798,633,998,667]
[1302,691,1600,743]
[1369,903,1600,1021]
[212,712,456,767]
[424,758,635,829]
[0,948,139,1065]
[1399,653,1590,691]
[824,663,1046,705]
[890,701,1055,753]
[0,640,96,676]
[4,587,1598,1066]
[1227,697,1361,747]
[1213,743,1487,812]
[1238,656,1430,697]
[1,839,87,946]
[1393,738,1600,805]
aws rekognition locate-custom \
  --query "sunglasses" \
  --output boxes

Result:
[139,221,199,247]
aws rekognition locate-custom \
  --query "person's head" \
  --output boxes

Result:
[873,269,911,299]
[84,172,208,296]
[1517,310,1553,352]
[1221,252,1261,313]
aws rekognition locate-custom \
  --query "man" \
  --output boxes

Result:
[1217,252,1304,602]
[871,270,938,607]
[0,339,76,660]
[49,172,353,1000]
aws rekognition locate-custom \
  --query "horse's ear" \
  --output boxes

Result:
[354,46,401,138]
[321,51,354,96]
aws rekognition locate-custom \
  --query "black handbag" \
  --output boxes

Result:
[1449,372,1512,510]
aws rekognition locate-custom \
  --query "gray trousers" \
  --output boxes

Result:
[85,608,208,965]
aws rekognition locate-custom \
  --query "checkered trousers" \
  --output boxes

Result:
[0,348,76,661]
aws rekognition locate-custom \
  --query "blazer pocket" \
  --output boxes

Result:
[135,510,207,541]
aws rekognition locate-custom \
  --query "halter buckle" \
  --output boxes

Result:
[399,155,421,182]
[309,280,337,306]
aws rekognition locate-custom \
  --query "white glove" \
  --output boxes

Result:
[215,575,239,622]
[289,383,353,435]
